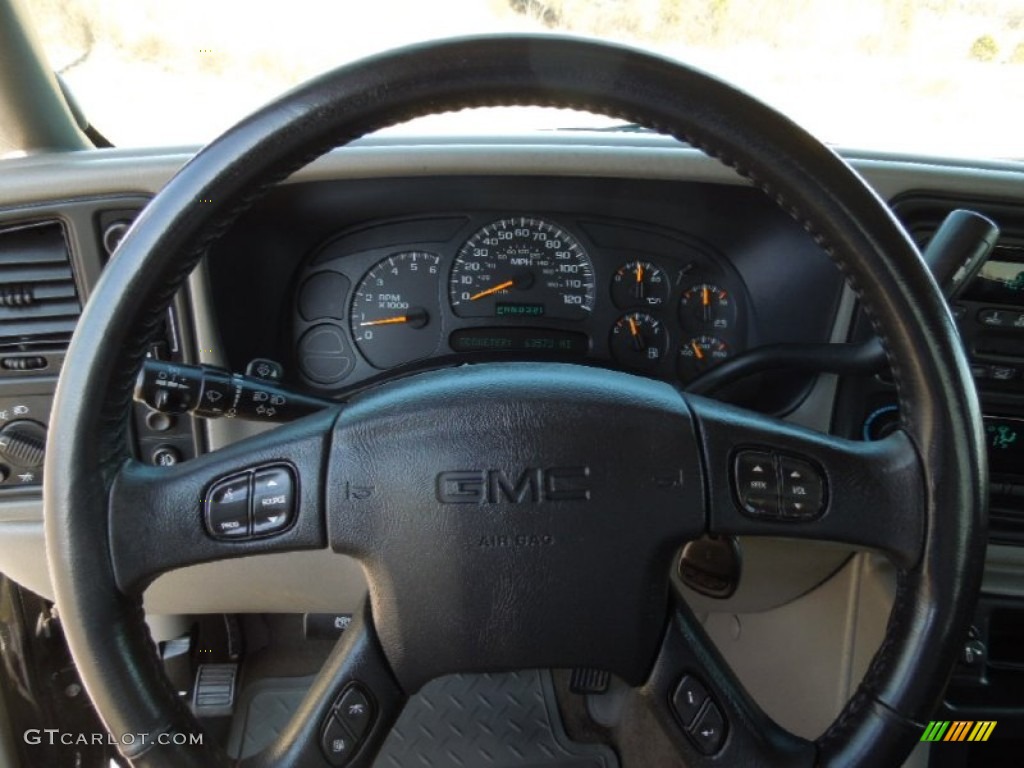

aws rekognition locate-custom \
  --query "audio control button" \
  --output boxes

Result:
[205,474,251,539]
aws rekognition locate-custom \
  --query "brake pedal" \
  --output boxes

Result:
[192,663,238,717]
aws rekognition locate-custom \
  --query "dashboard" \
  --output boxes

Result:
[1,137,1024,744]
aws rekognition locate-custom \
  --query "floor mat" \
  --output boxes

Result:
[228,670,619,768]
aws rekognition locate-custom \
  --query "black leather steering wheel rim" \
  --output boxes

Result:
[44,35,986,767]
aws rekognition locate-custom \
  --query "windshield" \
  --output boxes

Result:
[29,0,1024,159]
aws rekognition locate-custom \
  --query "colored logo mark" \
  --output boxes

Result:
[921,721,996,742]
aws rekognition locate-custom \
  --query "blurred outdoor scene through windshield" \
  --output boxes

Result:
[27,0,1024,158]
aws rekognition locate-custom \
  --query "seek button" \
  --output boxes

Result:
[252,465,295,535]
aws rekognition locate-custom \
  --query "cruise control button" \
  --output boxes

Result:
[779,456,824,515]
[321,715,356,767]
[672,675,708,728]
[734,451,778,516]
[690,701,727,755]
[205,474,251,539]
[336,685,373,740]
[252,465,295,535]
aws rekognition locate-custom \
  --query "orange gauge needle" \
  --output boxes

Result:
[469,279,514,301]
[690,340,705,360]
[635,263,644,283]
[702,286,711,306]
[360,315,408,327]
[627,315,645,351]
[360,307,428,329]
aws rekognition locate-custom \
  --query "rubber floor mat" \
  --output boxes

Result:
[228,670,619,768]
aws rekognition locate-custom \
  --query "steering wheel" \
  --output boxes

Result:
[45,36,986,767]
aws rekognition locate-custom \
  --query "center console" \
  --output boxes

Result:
[835,194,1024,756]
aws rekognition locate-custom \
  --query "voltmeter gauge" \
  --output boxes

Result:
[611,260,669,309]
[610,312,667,371]
[678,335,732,379]
[680,283,737,332]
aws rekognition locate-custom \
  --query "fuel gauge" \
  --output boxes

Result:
[610,312,668,371]
[680,283,737,332]
[678,335,732,379]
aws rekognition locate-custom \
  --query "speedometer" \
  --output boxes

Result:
[449,217,595,320]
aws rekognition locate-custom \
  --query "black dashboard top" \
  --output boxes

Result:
[206,175,845,413]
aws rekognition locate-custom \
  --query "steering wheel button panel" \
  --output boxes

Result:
[252,465,296,535]
[205,473,251,538]
[671,674,709,727]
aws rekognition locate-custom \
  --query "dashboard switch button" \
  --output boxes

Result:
[252,465,295,535]
[690,701,727,755]
[734,451,779,516]
[336,685,373,740]
[321,714,356,767]
[672,675,708,728]
[205,474,251,538]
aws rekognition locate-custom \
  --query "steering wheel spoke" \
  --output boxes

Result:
[109,408,339,595]
[690,395,925,568]
[240,601,405,768]
[623,593,815,766]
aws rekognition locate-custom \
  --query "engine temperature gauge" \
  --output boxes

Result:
[610,312,667,371]
[611,260,669,309]
[678,335,732,379]
[680,283,737,332]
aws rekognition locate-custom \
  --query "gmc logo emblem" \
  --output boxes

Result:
[436,467,591,504]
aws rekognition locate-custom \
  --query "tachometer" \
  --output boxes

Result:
[449,217,595,320]
[351,251,441,369]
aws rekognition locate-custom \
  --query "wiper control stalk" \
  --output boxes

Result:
[136,360,330,423]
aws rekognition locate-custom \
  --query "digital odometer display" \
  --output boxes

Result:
[449,218,595,320]
[450,328,588,355]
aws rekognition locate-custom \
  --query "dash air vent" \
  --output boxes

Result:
[0,221,80,353]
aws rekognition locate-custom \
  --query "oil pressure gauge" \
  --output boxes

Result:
[611,260,669,309]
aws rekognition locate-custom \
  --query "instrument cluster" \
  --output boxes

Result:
[293,214,750,392]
